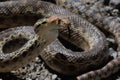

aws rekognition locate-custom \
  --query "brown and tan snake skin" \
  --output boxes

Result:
[45,0,120,79]
[0,13,70,72]
[55,0,120,50]
[0,0,119,79]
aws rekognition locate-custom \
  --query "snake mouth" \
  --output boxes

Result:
[3,38,28,54]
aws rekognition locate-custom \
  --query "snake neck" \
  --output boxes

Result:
[53,0,120,52]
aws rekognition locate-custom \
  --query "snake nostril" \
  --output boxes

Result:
[2,38,28,54]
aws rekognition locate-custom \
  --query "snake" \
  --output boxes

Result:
[0,11,70,72]
[45,0,120,79]
[0,0,117,79]
[54,0,120,47]
[0,0,108,76]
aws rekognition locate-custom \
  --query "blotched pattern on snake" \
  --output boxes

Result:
[0,0,119,80]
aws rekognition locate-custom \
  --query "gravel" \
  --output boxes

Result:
[0,0,119,80]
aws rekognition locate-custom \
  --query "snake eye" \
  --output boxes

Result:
[34,17,48,30]
[34,21,48,32]
[57,19,61,24]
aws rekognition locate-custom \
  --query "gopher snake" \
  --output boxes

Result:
[47,0,120,79]
[0,12,70,72]
[0,0,119,79]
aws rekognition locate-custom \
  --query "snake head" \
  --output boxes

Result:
[34,15,71,43]
[46,14,70,29]
[45,14,71,38]
[34,21,59,45]
[34,14,70,35]
[34,14,70,31]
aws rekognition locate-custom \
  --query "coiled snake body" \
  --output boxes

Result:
[0,0,108,75]
[0,19,66,72]
[0,0,119,80]
[50,0,120,79]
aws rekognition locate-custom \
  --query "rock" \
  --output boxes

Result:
[35,78,44,80]
[109,48,118,58]
[40,69,49,79]
[109,0,120,7]
[52,74,57,80]
[26,78,32,80]
[109,0,120,10]
[111,9,119,16]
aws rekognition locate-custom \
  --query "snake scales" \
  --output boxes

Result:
[0,16,68,72]
[2,0,108,75]
[46,0,120,79]
[0,0,119,80]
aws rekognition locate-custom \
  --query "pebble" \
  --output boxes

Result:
[111,9,119,16]
[40,69,49,79]
[26,78,32,80]
[35,78,44,80]
[0,0,119,80]
[116,77,120,80]
[52,74,57,80]
[109,48,118,58]
[109,0,120,7]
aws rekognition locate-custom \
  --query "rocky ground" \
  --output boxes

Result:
[0,0,120,80]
